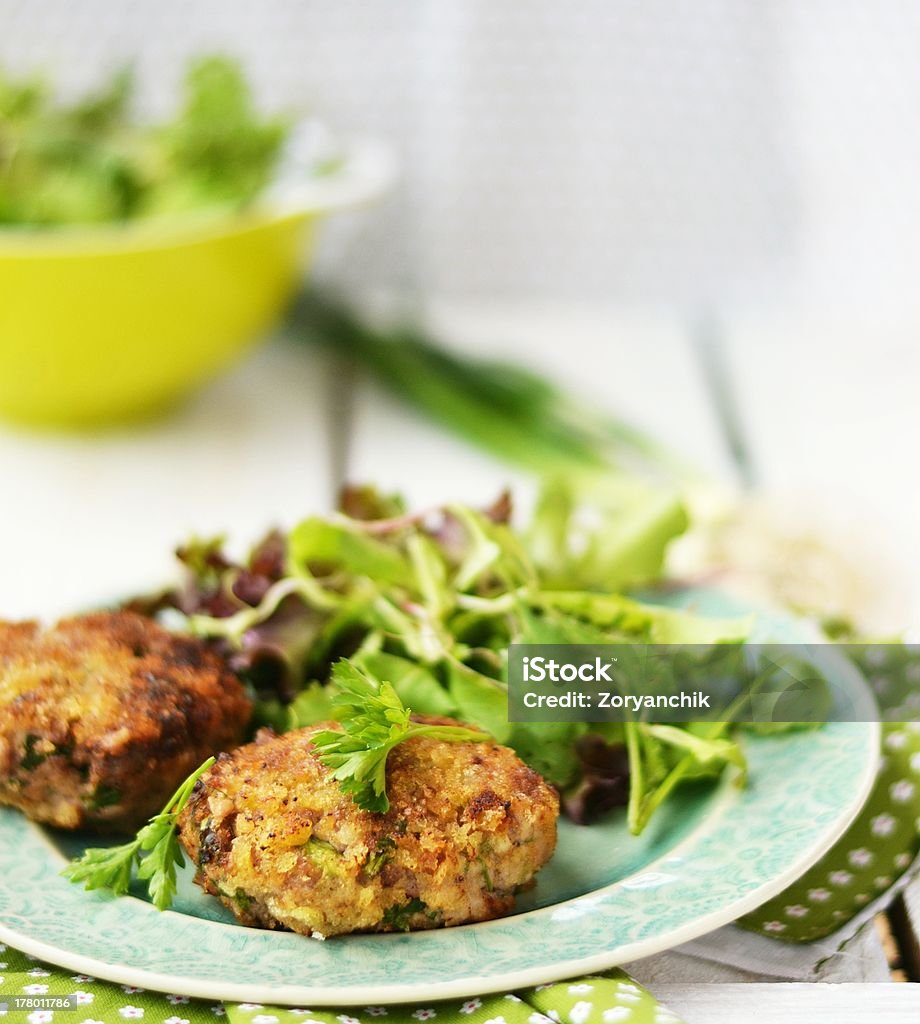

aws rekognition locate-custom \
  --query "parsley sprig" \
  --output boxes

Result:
[312,662,489,812]
[62,756,214,910]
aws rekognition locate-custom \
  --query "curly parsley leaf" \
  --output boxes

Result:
[60,841,138,898]
[311,661,489,813]
[62,756,214,911]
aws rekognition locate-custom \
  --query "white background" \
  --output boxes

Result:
[3,0,920,314]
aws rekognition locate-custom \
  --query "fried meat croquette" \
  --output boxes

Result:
[0,611,252,831]
[177,719,559,938]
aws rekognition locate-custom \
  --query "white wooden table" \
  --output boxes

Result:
[1,298,918,1021]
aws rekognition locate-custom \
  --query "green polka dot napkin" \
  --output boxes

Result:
[0,941,225,1022]
[0,945,682,1024]
[225,974,681,1024]
[739,720,920,941]
[740,643,920,942]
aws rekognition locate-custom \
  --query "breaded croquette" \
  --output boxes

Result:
[177,718,559,938]
[0,611,252,831]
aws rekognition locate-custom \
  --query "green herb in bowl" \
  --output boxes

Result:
[0,56,288,227]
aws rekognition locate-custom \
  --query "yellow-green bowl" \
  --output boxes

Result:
[0,142,393,428]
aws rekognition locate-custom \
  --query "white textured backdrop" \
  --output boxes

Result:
[5,1,920,317]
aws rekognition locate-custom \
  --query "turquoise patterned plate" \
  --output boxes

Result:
[0,596,879,1005]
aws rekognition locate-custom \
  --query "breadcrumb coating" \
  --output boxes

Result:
[0,611,252,831]
[178,718,558,937]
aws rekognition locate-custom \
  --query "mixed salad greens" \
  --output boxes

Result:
[131,479,787,834]
[0,56,288,227]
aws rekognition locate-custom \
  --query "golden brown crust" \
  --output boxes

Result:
[0,611,252,831]
[177,718,559,938]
